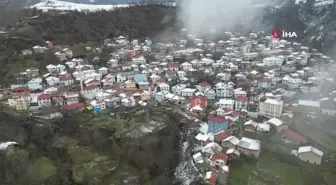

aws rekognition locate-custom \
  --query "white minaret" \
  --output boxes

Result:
[78,61,83,91]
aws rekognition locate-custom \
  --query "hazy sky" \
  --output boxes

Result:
[179,0,269,35]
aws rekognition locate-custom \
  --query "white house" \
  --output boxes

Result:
[202,142,223,156]
[27,78,43,90]
[259,98,283,118]
[158,83,170,92]
[46,76,59,86]
[282,76,303,90]
[46,64,57,73]
[98,67,109,75]
[263,56,283,66]
[300,82,321,94]
[172,84,187,95]
[267,117,288,132]
[221,136,240,149]
[216,73,231,81]
[37,94,52,107]
[215,82,234,98]
[150,74,160,83]
[215,99,234,110]
[297,146,324,165]
[237,137,261,158]
[96,91,113,102]
[80,86,102,100]
[90,100,106,110]
[56,64,66,73]
[181,88,196,97]
[114,74,125,83]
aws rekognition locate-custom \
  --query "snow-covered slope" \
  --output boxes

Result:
[30,0,129,12]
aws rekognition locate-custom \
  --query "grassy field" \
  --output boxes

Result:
[257,156,304,185]
[320,170,336,185]
[229,154,328,185]
[293,122,336,151]
[229,160,256,185]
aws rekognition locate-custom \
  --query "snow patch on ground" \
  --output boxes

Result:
[30,0,129,12]
[0,141,17,150]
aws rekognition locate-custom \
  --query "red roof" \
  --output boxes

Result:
[169,63,179,67]
[281,129,307,144]
[210,153,229,164]
[112,87,125,91]
[235,96,248,102]
[208,172,217,185]
[190,96,208,108]
[85,85,97,90]
[214,129,233,142]
[208,115,225,123]
[199,81,210,87]
[166,70,177,74]
[38,94,51,100]
[13,87,28,92]
[63,103,84,111]
[258,77,272,83]
[59,75,70,81]
[121,62,132,67]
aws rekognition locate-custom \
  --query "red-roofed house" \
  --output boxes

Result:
[168,63,179,71]
[63,103,84,115]
[205,171,217,185]
[281,129,307,145]
[199,81,211,92]
[81,85,102,99]
[165,70,177,78]
[12,87,29,97]
[209,153,229,167]
[235,96,248,111]
[51,93,64,106]
[190,96,208,108]
[30,89,43,97]
[38,94,52,107]
[85,79,101,87]
[214,129,233,143]
[257,77,272,89]
[120,62,132,70]
[59,75,74,86]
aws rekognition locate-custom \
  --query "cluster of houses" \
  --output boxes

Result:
[6,28,332,183]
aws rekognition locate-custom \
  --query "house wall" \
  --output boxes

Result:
[321,109,336,116]
[275,124,288,132]
[237,147,260,158]
[38,99,51,107]
[298,152,322,165]
[221,141,236,150]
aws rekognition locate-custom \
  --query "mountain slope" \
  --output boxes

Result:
[261,0,336,52]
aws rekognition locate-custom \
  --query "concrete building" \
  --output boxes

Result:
[297,146,324,165]
[237,137,261,158]
[259,98,283,118]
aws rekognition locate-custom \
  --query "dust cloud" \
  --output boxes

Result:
[179,0,270,36]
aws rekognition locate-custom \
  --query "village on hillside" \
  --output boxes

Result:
[3,28,336,184]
